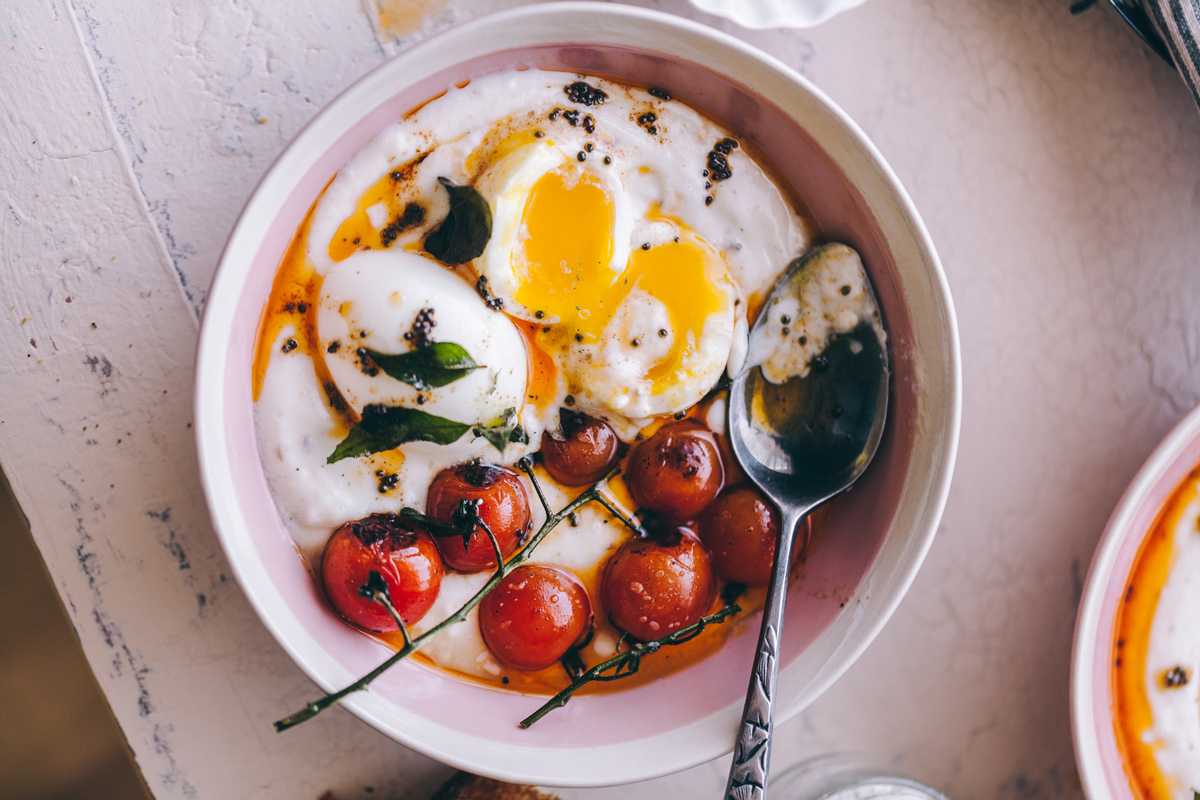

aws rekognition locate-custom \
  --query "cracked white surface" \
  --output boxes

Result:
[1,0,1200,798]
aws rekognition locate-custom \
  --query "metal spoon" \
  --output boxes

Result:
[723,244,890,800]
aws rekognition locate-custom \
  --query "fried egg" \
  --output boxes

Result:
[474,135,634,315]
[474,142,735,421]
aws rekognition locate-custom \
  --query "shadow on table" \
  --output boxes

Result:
[0,469,152,800]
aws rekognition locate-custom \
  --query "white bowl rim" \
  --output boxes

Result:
[195,2,961,786]
[1071,400,1200,800]
[688,0,870,30]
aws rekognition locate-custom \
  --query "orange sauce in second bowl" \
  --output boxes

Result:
[1111,468,1200,799]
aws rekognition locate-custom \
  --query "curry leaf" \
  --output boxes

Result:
[365,342,481,390]
[472,407,528,454]
[328,405,470,463]
[423,177,492,265]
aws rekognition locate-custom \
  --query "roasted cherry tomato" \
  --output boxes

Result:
[426,463,531,572]
[600,527,717,641]
[321,513,443,632]
[699,487,782,586]
[479,564,593,671]
[714,431,748,489]
[625,421,724,523]
[540,409,621,486]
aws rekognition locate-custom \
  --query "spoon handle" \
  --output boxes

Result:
[724,506,808,800]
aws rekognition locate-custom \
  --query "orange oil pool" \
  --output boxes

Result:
[1111,468,1200,799]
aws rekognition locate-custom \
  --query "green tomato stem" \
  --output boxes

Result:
[518,603,742,729]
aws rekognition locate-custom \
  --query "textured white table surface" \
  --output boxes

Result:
[3,0,1199,797]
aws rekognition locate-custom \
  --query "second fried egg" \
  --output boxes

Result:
[475,138,736,421]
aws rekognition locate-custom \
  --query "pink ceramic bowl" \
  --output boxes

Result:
[195,3,959,786]
[1072,402,1200,799]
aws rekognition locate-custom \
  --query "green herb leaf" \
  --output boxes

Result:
[365,342,482,390]
[328,405,470,463]
[423,177,492,265]
[472,407,528,454]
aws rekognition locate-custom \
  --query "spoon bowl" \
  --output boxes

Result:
[731,320,888,505]
[724,244,890,800]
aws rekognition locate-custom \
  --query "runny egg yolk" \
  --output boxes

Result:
[514,167,616,336]
[628,240,726,389]
[514,166,729,395]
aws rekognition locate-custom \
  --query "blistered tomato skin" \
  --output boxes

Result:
[479,564,593,671]
[601,527,717,642]
[625,421,724,523]
[700,487,781,586]
[321,513,443,632]
[540,409,621,486]
[714,432,748,489]
[426,463,531,572]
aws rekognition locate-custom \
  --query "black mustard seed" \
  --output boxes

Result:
[564,81,608,106]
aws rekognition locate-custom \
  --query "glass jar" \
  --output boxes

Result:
[771,754,950,800]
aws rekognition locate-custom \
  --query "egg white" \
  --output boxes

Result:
[317,248,526,425]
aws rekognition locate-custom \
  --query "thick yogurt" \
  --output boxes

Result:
[253,69,831,684]
[745,243,884,384]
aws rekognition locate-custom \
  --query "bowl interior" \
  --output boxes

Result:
[197,4,955,785]
[1073,404,1200,798]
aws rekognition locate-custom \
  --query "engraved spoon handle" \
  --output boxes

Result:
[724,506,809,800]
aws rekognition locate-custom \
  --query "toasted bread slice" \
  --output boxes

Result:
[430,772,561,800]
